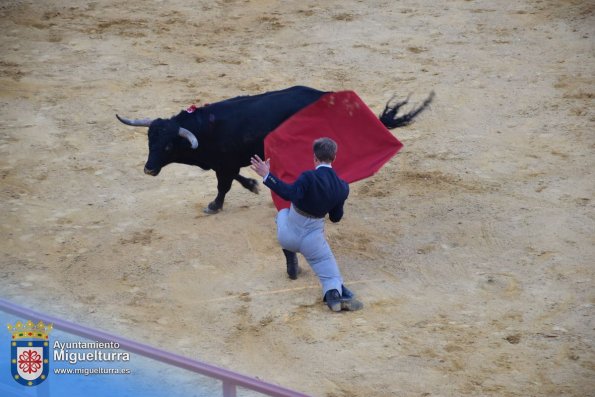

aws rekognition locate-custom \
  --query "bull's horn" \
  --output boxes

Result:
[179,127,199,149]
[116,114,154,127]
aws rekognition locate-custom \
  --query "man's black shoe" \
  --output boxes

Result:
[341,285,355,299]
[324,289,342,312]
[324,288,363,312]
[339,285,362,310]
[283,249,301,280]
[340,296,364,311]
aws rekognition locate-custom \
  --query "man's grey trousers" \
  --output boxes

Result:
[276,205,343,296]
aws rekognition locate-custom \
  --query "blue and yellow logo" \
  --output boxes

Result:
[8,320,52,386]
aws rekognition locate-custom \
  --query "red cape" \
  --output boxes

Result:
[264,91,404,210]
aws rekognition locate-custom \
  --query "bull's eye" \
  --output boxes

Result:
[165,143,173,152]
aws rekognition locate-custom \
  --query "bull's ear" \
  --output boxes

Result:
[178,127,199,149]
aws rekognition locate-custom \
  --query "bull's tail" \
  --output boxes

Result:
[379,91,434,129]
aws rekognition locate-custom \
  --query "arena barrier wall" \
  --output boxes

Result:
[0,299,310,397]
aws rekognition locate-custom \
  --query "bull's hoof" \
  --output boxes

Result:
[246,178,259,194]
[204,202,222,214]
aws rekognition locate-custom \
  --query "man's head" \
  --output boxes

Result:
[313,137,337,164]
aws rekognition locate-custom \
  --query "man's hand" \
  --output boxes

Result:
[250,155,270,178]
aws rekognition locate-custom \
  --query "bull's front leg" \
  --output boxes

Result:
[235,174,259,194]
[204,169,236,214]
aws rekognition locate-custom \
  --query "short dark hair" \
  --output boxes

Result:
[313,137,337,162]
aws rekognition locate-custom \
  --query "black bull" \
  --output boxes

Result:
[116,86,433,214]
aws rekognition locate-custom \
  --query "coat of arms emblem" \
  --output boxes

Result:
[8,320,52,387]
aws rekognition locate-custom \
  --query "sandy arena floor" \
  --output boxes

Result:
[1,0,594,396]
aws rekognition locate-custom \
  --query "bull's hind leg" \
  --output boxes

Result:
[235,174,259,194]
